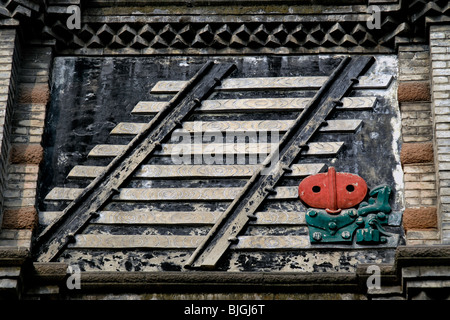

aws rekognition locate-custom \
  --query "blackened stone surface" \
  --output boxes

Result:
[39,55,403,272]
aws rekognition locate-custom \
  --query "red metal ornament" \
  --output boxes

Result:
[298,167,368,214]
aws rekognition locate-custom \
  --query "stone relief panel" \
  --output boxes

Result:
[36,55,403,272]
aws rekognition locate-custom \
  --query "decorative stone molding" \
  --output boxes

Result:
[18,245,450,300]
[1,1,449,55]
[0,0,40,21]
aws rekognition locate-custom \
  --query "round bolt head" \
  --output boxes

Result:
[328,221,337,230]
[308,210,317,217]
[312,232,322,241]
[341,231,351,239]
[66,234,76,243]
[356,217,364,225]
[377,212,386,220]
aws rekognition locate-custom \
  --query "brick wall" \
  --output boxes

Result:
[1,44,52,242]
[430,25,450,243]
[0,27,23,298]
[398,44,440,244]
[0,37,52,298]
[0,28,20,230]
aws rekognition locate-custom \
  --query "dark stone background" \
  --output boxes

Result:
[38,55,405,271]
[39,55,343,209]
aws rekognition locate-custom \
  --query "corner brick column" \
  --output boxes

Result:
[0,39,53,298]
[430,25,450,243]
[398,44,439,244]
[0,27,24,298]
[1,44,53,236]
[0,28,19,229]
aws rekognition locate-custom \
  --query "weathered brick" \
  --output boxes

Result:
[401,102,432,111]
[399,44,429,52]
[401,119,431,127]
[435,115,450,123]
[405,181,436,190]
[438,154,450,162]
[401,67,430,75]
[29,127,43,135]
[433,83,450,91]
[4,198,35,208]
[10,144,43,165]
[434,99,450,107]
[406,198,420,206]
[421,173,437,182]
[432,69,450,76]
[402,127,418,135]
[420,190,437,198]
[433,76,449,84]
[1,207,37,230]
[439,172,450,180]
[7,173,39,182]
[436,130,450,138]
[430,32,446,39]
[421,198,437,206]
[439,163,450,171]
[437,138,450,146]
[399,74,430,81]
[28,136,42,143]
[4,189,20,198]
[0,64,12,71]
[403,164,436,174]
[403,135,429,143]
[431,46,446,54]
[405,190,420,198]
[401,111,418,119]
[398,81,431,102]
[14,119,44,127]
[10,164,39,174]
[403,207,438,231]
[436,123,450,130]
[415,52,430,60]
[404,174,420,182]
[432,61,447,68]
[401,142,434,164]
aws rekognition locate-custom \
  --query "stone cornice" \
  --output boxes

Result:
[25,245,450,299]
[0,0,40,22]
[2,1,449,54]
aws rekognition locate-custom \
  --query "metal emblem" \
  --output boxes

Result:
[298,166,367,214]
[299,167,393,245]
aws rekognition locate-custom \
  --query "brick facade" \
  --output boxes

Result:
[430,25,450,244]
[0,28,18,222]
[2,45,52,233]
[397,44,439,245]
